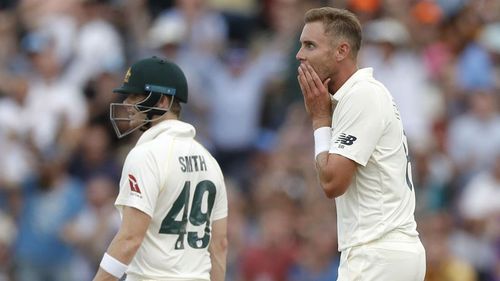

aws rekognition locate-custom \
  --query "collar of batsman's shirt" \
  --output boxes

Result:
[136,119,196,145]
[332,67,374,102]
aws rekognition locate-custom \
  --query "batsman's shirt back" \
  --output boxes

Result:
[330,68,418,252]
[115,120,228,280]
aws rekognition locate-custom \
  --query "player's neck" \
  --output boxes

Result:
[331,61,358,94]
[151,112,179,126]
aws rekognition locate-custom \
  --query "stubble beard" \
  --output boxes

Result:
[317,64,335,92]
[308,58,335,93]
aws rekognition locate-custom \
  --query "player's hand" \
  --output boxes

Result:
[297,62,332,129]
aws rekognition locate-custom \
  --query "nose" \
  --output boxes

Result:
[123,96,133,105]
[296,47,304,62]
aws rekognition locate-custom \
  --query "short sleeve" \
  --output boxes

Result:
[330,84,385,166]
[115,147,160,217]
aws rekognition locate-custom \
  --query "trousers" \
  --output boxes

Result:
[337,231,426,281]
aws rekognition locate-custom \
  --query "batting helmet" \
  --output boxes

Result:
[110,57,188,138]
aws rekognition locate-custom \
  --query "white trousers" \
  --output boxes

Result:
[126,273,207,281]
[337,232,426,281]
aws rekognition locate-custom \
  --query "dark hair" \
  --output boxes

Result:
[304,7,362,57]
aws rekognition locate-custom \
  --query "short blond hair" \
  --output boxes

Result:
[305,7,362,57]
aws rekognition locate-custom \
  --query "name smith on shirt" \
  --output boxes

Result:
[179,155,207,172]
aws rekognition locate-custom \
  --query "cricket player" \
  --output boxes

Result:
[296,7,426,281]
[93,57,228,281]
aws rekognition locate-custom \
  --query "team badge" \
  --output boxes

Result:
[128,174,141,194]
[124,67,132,83]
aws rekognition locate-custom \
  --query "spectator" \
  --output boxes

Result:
[447,90,500,181]
[68,123,120,183]
[478,22,500,90]
[421,212,478,281]
[459,153,500,223]
[288,212,339,281]
[207,44,284,180]
[22,31,88,155]
[147,15,213,147]
[453,153,500,279]
[240,193,297,281]
[360,17,437,150]
[157,0,229,56]
[62,175,120,281]
[62,0,124,88]
[13,151,85,281]
[0,76,35,187]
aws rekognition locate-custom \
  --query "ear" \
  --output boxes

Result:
[335,42,351,62]
[158,95,172,108]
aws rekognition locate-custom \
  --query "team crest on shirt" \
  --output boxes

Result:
[128,174,142,198]
[335,133,357,148]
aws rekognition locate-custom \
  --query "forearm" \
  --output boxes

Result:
[315,151,356,199]
[93,227,144,281]
[315,152,338,198]
[312,117,331,130]
[109,231,142,264]
[209,237,228,281]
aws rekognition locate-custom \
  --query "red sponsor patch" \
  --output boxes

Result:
[128,174,141,194]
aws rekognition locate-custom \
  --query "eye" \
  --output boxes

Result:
[305,42,315,49]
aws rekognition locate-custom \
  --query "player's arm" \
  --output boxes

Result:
[209,217,228,281]
[315,152,357,198]
[298,63,357,198]
[93,206,151,281]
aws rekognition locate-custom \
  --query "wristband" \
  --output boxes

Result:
[100,252,128,278]
[314,127,332,159]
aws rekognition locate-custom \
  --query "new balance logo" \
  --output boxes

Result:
[128,174,141,194]
[335,133,357,146]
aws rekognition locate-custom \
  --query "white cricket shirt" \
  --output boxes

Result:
[330,68,418,251]
[115,120,228,280]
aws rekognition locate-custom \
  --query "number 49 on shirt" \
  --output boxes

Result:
[159,180,216,250]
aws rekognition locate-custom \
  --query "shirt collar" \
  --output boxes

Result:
[136,119,196,145]
[332,68,373,102]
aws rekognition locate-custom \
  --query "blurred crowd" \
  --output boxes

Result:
[0,0,499,280]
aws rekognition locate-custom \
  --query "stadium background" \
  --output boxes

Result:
[0,0,498,280]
